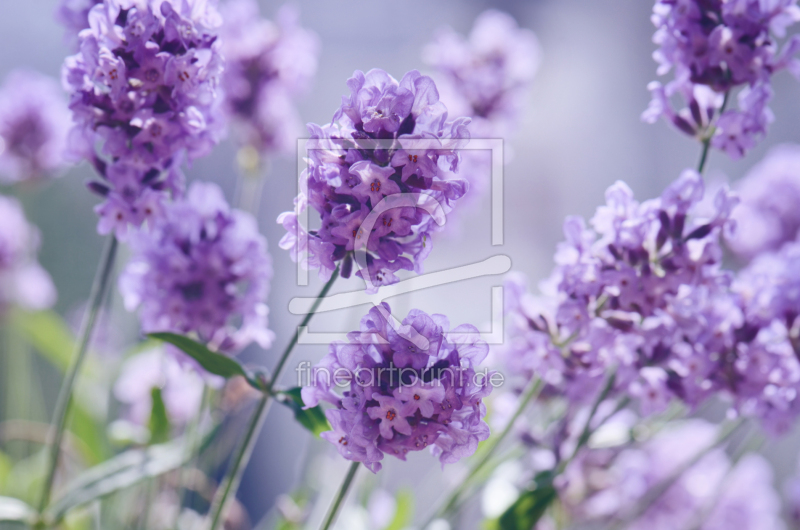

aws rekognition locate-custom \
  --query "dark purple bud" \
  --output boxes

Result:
[142,168,161,184]
[672,115,697,136]
[685,224,712,241]
[87,181,111,197]
[689,98,703,126]
[91,156,107,179]
[672,213,686,239]
[341,253,353,279]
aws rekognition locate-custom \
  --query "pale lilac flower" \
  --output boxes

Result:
[0,70,71,183]
[62,0,225,237]
[644,0,800,158]
[302,303,492,473]
[221,0,319,155]
[119,182,274,354]
[114,345,205,427]
[0,194,56,311]
[55,0,102,46]
[277,69,470,290]
[726,144,800,259]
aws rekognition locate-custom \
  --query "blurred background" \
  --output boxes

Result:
[2,0,800,527]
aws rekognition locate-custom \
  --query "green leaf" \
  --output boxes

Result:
[0,496,34,523]
[493,472,557,530]
[384,489,414,530]
[148,333,256,384]
[277,388,331,437]
[148,388,170,445]
[12,310,79,372]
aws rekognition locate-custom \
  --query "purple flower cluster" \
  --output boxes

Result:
[0,70,71,184]
[727,144,800,259]
[558,420,782,529]
[62,0,225,237]
[423,11,539,214]
[643,0,800,158]
[499,170,739,414]
[119,182,274,354]
[278,69,470,289]
[221,0,319,156]
[302,303,492,473]
[0,194,56,311]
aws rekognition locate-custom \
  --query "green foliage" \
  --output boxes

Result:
[277,388,331,437]
[384,489,414,530]
[489,471,557,530]
[147,388,171,445]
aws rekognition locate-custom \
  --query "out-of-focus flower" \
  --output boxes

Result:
[497,170,738,414]
[727,144,800,259]
[119,182,274,354]
[55,0,102,46]
[113,345,205,427]
[62,0,225,237]
[221,0,318,156]
[0,194,56,311]
[277,69,470,290]
[423,10,539,219]
[302,303,492,473]
[559,420,783,530]
[0,70,71,184]
[643,0,800,159]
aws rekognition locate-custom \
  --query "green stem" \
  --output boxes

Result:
[437,377,543,519]
[38,236,118,514]
[206,265,340,530]
[697,89,730,175]
[319,462,360,530]
[564,370,617,468]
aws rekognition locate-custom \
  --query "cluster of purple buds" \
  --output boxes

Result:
[643,0,800,158]
[278,69,470,290]
[119,182,274,354]
[0,70,71,184]
[0,194,56,311]
[499,170,740,415]
[61,0,225,237]
[221,0,319,156]
[301,303,492,472]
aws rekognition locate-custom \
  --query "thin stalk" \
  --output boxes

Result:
[319,462,360,530]
[697,89,730,175]
[436,377,543,519]
[173,386,211,530]
[38,236,118,514]
[206,266,340,530]
[562,370,617,470]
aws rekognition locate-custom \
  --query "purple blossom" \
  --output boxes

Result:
[277,69,470,290]
[726,144,800,259]
[113,345,205,427]
[220,0,319,156]
[643,0,800,158]
[301,303,492,473]
[55,0,102,46]
[0,194,56,311]
[0,70,71,183]
[62,0,225,237]
[497,170,739,415]
[119,182,274,354]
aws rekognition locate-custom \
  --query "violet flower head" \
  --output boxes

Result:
[114,345,205,428]
[643,0,800,158]
[119,182,274,354]
[301,303,492,473]
[0,194,56,312]
[62,0,225,237]
[423,9,540,137]
[727,144,800,259]
[0,70,71,184]
[498,170,739,414]
[221,0,319,156]
[277,69,470,290]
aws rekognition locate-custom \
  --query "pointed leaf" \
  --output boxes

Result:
[148,333,257,386]
[278,387,331,437]
[491,471,557,530]
[148,388,171,445]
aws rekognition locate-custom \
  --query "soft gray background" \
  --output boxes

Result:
[3,0,800,528]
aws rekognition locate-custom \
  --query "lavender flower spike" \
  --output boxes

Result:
[302,303,492,473]
[644,0,800,159]
[277,69,470,290]
[0,194,57,311]
[62,0,225,237]
[221,0,319,156]
[0,70,71,184]
[119,182,274,354]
